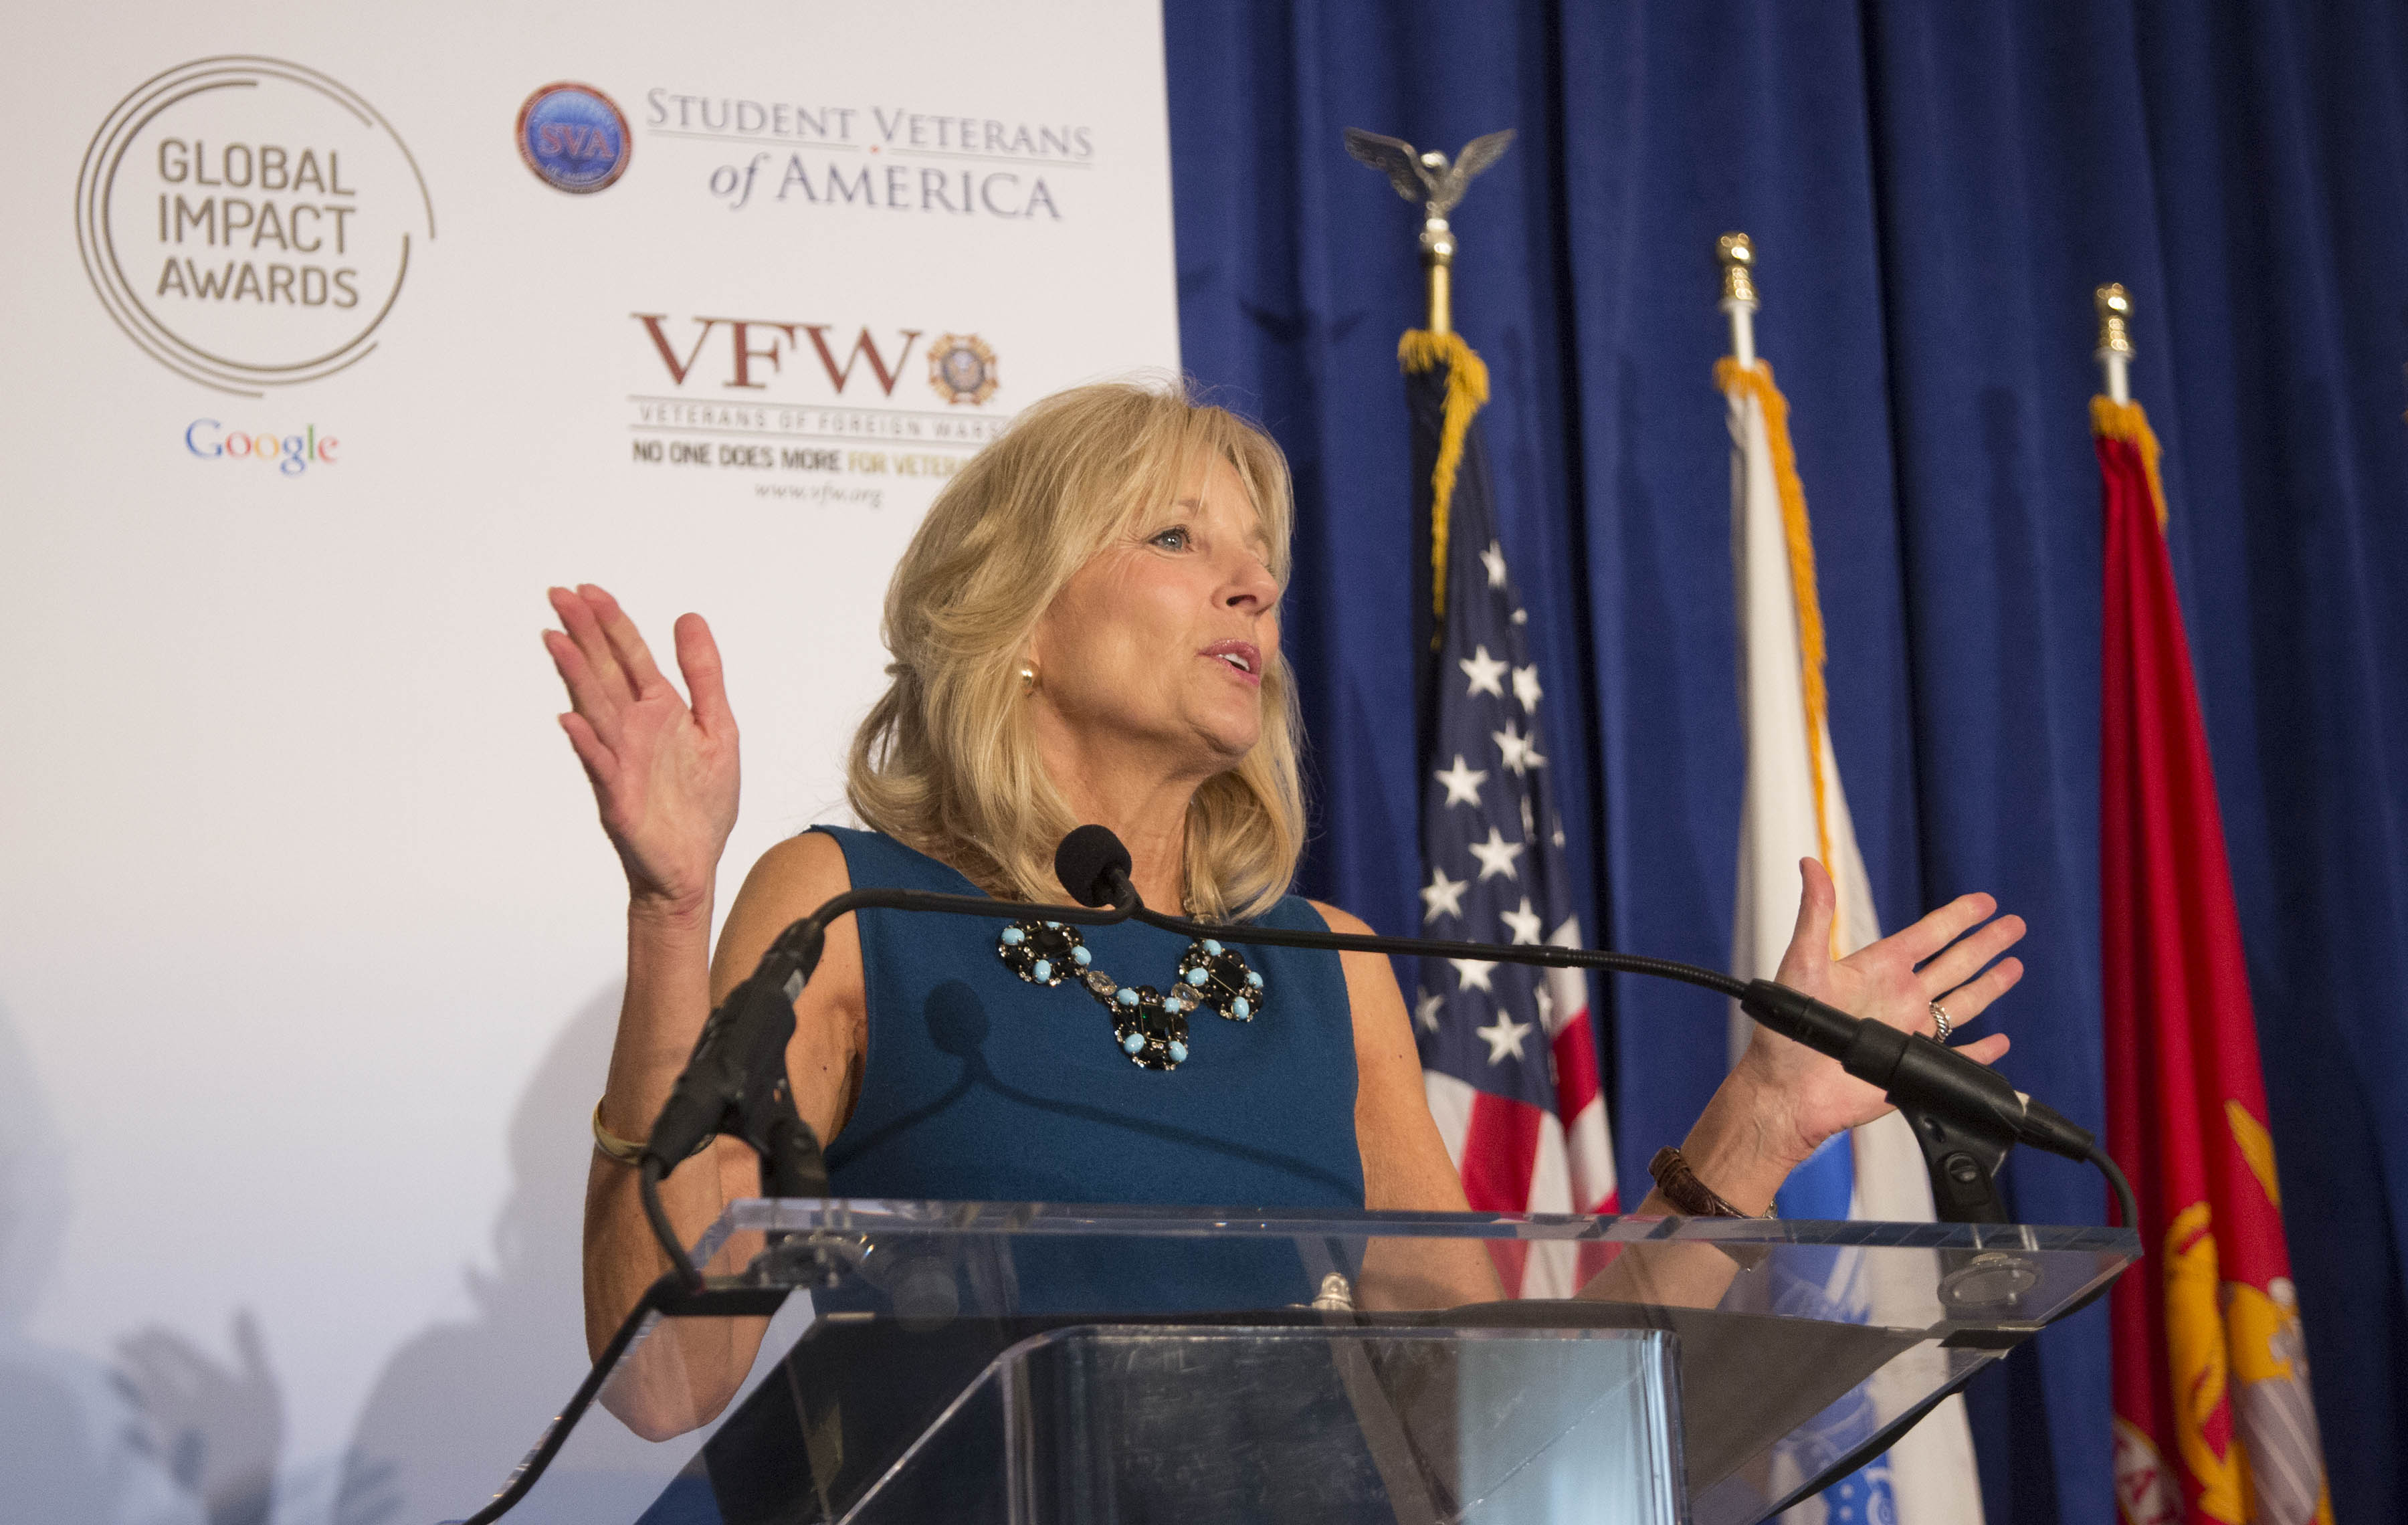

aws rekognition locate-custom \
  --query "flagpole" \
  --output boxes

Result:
[2095,282,2134,404]
[1423,202,1454,336]
[1719,233,1759,365]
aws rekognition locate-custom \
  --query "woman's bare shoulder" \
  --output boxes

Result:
[1302,900,1405,1018]
[744,828,856,902]
[711,829,859,997]
[1304,898,1375,936]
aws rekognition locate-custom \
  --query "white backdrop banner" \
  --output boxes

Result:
[0,5,1179,1522]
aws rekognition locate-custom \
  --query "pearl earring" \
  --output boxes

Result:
[1017,663,1039,693]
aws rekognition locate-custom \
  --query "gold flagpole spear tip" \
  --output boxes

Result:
[1718,233,1759,305]
[2095,282,2136,359]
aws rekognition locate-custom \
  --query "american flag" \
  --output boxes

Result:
[1403,338,1617,1297]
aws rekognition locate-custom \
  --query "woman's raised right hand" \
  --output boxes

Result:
[542,584,740,917]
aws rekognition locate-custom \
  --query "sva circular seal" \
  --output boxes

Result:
[74,56,435,395]
[927,334,999,406]
[516,83,631,194]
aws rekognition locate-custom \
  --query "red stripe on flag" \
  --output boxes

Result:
[1458,1089,1543,1211]
[1458,1089,1545,1296]
[1551,1010,1600,1124]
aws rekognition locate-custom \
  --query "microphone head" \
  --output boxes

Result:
[1054,825,1134,907]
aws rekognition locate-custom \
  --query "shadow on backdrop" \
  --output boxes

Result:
[0,996,268,1525]
[113,1312,283,1525]
[339,984,787,1525]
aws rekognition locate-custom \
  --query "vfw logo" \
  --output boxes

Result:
[635,316,997,407]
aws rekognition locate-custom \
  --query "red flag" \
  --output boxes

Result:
[2097,397,2332,1525]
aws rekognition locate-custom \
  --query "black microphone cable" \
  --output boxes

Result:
[454,1272,683,1525]
[2089,1145,2138,1230]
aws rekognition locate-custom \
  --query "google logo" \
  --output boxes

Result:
[186,419,338,475]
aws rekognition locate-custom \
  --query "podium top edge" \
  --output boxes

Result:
[707,1197,2141,1256]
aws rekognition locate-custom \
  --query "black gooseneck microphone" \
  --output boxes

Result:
[460,823,2130,1524]
[1054,825,2123,1223]
[633,840,1144,1286]
[452,847,1152,1525]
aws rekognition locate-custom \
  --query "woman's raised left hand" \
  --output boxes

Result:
[1734,858,2021,1168]
[542,584,740,919]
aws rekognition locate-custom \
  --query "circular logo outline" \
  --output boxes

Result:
[928,333,999,406]
[516,82,632,195]
[74,55,436,397]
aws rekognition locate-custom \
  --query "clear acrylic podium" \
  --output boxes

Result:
[589,1201,2135,1525]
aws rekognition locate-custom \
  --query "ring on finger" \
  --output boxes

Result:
[1928,1001,1954,1043]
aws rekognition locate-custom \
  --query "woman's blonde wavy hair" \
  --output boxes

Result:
[845,377,1304,920]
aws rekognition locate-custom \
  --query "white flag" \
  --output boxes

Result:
[1723,359,1987,1525]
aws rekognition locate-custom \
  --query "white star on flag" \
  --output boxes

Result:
[1467,827,1525,882]
[1415,989,1445,1032]
[1458,645,1508,698]
[1449,957,1497,994]
[1500,896,1544,944]
[1492,720,1546,775]
[1475,1010,1534,1064]
[1480,540,1510,589]
[1420,864,1469,922]
[1512,664,1543,714]
[1433,754,1488,807]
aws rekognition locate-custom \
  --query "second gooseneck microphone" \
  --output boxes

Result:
[1052,824,2101,1175]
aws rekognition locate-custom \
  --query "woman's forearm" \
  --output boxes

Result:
[581,896,761,1438]
[1645,1065,1804,1217]
[599,895,718,1142]
[1581,1070,1803,1310]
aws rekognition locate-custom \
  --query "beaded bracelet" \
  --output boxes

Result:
[1647,1145,1775,1219]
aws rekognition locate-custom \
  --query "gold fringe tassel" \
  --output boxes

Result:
[2090,395,2169,530]
[1715,357,1837,933]
[1400,330,1492,621]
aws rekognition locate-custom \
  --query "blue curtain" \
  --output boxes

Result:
[1164,2,2408,1521]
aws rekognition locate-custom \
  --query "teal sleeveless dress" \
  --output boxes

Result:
[629,832,1381,1525]
[815,826,1367,1211]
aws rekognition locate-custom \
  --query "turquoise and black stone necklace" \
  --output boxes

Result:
[997,919,1266,1071]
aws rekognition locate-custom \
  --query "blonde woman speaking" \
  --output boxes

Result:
[544,381,2023,1437]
